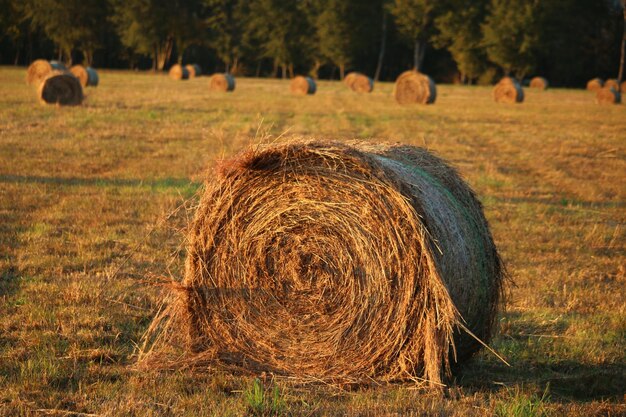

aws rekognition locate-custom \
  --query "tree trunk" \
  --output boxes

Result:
[339,63,345,80]
[288,63,294,78]
[618,5,626,83]
[413,40,425,72]
[14,48,20,66]
[311,59,321,79]
[374,11,387,81]
[281,64,286,79]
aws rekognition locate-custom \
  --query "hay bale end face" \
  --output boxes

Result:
[604,79,619,91]
[70,65,99,87]
[26,59,67,86]
[186,64,202,78]
[586,78,604,91]
[344,72,374,93]
[290,76,316,95]
[139,140,504,386]
[529,76,548,90]
[209,73,236,92]
[393,71,436,105]
[493,77,524,104]
[169,64,189,80]
[38,70,83,106]
[621,81,626,94]
[596,87,621,105]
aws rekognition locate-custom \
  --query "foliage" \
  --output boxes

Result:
[244,378,286,416]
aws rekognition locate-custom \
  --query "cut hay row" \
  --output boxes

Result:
[393,71,436,105]
[586,78,604,91]
[529,76,548,90]
[186,64,202,78]
[70,65,99,87]
[209,73,236,92]
[139,139,503,386]
[344,72,374,93]
[493,77,524,104]
[290,76,317,95]
[38,70,83,106]
[169,64,189,80]
[596,87,621,105]
[26,59,68,85]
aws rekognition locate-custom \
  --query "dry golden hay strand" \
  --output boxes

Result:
[393,70,436,105]
[138,139,504,386]
[604,79,619,91]
[596,87,621,105]
[586,78,604,91]
[38,70,83,106]
[186,64,202,78]
[70,65,99,87]
[169,64,189,80]
[529,76,548,90]
[344,72,373,93]
[290,76,316,95]
[209,73,236,92]
[493,77,524,104]
[26,59,67,85]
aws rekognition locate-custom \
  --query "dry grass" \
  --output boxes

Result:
[0,67,624,416]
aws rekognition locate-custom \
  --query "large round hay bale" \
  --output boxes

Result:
[344,72,374,93]
[493,77,524,104]
[26,59,67,85]
[209,73,236,92]
[529,76,548,90]
[38,70,83,106]
[393,71,436,105]
[186,64,202,78]
[586,78,604,91]
[139,140,504,386]
[290,76,316,95]
[169,64,189,80]
[70,65,99,87]
[604,79,619,91]
[596,87,621,105]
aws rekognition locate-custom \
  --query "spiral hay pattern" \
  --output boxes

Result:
[493,77,524,104]
[26,59,67,86]
[393,71,436,105]
[586,78,604,92]
[529,77,548,90]
[209,74,236,92]
[290,76,316,95]
[169,64,189,80]
[345,72,373,93]
[70,65,99,87]
[139,140,504,386]
[38,70,83,106]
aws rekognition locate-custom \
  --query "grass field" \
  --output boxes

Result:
[0,66,624,416]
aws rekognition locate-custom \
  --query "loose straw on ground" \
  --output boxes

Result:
[393,71,436,104]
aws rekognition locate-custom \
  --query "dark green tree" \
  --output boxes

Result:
[204,0,247,73]
[314,0,353,79]
[388,0,438,71]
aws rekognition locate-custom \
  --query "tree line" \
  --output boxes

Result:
[1,0,624,87]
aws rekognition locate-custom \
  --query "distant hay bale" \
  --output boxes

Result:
[493,77,524,104]
[26,59,67,86]
[38,70,83,106]
[344,72,373,93]
[596,87,621,105]
[586,78,604,91]
[393,71,436,105]
[290,76,316,95]
[604,79,619,91]
[138,139,504,386]
[621,81,626,94]
[70,65,99,87]
[186,64,202,78]
[529,77,548,90]
[169,64,189,80]
[209,73,236,92]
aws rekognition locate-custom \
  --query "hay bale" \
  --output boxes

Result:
[70,65,99,87]
[38,70,83,106]
[604,79,619,91]
[493,77,524,104]
[344,72,374,93]
[209,73,236,92]
[393,71,436,105]
[621,81,626,94]
[139,139,504,386]
[290,76,316,95]
[586,78,604,91]
[596,87,621,105]
[26,59,67,85]
[169,64,189,80]
[529,76,548,90]
[186,64,202,78]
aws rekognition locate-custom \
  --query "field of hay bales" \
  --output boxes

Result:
[0,66,624,416]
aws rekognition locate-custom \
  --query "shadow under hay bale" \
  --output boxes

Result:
[290,76,316,95]
[138,140,504,386]
[586,78,604,91]
[529,77,548,90]
[186,64,202,78]
[596,87,621,105]
[26,59,67,86]
[209,73,235,92]
[393,71,436,104]
[344,72,374,93]
[70,65,99,87]
[169,64,189,80]
[493,77,524,104]
[38,70,83,106]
